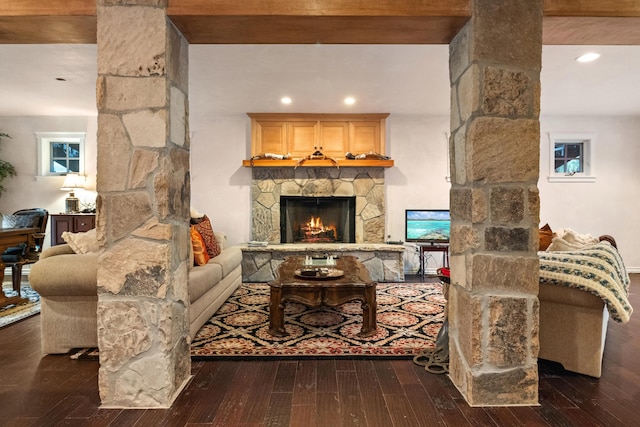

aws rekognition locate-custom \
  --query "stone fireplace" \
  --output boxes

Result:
[250,167,386,243]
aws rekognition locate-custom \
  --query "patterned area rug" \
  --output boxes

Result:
[0,281,40,328]
[191,282,445,358]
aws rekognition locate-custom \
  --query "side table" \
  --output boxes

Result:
[418,243,449,277]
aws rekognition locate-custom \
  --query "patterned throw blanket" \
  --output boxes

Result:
[539,242,633,323]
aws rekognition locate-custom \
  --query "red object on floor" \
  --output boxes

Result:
[437,267,450,278]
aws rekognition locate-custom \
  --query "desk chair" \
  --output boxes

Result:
[1,208,48,294]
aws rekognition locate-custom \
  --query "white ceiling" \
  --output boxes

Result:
[1,44,639,120]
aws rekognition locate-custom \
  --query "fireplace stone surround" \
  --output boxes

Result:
[246,166,403,282]
[251,167,386,244]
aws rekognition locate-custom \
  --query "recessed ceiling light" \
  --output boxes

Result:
[344,97,356,105]
[280,96,292,105]
[576,52,600,63]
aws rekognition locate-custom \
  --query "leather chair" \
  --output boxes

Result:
[2,208,48,294]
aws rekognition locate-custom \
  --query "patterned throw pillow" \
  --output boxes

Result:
[192,215,221,258]
[191,226,210,266]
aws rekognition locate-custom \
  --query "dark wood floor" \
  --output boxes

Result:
[1,274,638,426]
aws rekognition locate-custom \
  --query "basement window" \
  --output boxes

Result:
[548,133,595,183]
[36,132,86,177]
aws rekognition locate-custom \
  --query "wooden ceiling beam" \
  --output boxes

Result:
[167,0,470,44]
[542,0,640,44]
[544,0,640,17]
[166,0,471,17]
[0,0,95,44]
[2,0,640,45]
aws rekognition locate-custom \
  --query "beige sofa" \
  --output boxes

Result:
[29,235,242,354]
[537,234,631,378]
[538,283,609,377]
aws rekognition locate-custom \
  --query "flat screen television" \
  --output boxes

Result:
[405,209,450,244]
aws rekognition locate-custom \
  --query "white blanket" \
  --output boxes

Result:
[539,242,632,323]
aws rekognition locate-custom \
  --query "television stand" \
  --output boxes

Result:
[417,243,449,277]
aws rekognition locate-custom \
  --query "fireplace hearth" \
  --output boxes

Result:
[280,196,356,244]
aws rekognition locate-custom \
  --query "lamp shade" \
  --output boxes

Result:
[61,173,83,190]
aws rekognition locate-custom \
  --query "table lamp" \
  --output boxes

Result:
[61,173,83,213]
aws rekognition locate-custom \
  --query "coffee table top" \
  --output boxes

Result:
[270,255,374,288]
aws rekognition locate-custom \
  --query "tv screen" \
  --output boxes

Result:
[405,209,450,243]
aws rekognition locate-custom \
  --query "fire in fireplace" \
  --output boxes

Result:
[280,196,356,243]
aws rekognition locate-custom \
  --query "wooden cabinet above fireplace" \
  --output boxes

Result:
[243,113,393,168]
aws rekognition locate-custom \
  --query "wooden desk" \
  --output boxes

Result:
[0,227,38,308]
[268,255,377,337]
[418,243,449,277]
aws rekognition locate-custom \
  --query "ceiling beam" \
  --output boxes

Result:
[1,0,640,45]
[166,1,471,17]
[543,0,640,44]
[0,0,95,43]
[167,0,470,44]
[543,0,640,17]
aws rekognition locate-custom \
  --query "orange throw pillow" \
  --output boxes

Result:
[192,214,221,258]
[191,226,210,266]
[539,223,553,251]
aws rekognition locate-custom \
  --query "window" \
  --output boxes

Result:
[36,132,86,177]
[51,141,80,173]
[548,133,595,183]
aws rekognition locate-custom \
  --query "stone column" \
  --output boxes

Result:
[96,1,191,408]
[448,0,542,406]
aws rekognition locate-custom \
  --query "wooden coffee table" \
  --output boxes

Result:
[268,255,377,337]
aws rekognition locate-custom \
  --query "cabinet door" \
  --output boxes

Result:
[287,121,318,159]
[319,121,350,158]
[51,216,73,246]
[253,121,287,156]
[349,121,382,154]
[74,215,95,232]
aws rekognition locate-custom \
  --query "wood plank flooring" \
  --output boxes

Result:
[0,274,638,426]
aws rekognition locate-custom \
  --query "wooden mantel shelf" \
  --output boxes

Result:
[242,159,394,168]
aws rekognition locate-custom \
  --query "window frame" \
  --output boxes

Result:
[35,132,86,177]
[547,132,596,183]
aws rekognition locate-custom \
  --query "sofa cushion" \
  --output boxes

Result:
[191,226,210,266]
[63,229,99,254]
[547,228,600,252]
[188,262,223,303]
[209,246,242,277]
[214,231,226,251]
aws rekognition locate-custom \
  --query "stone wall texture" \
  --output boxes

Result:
[447,0,542,406]
[251,167,386,244]
[96,2,191,408]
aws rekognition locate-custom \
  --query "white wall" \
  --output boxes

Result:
[539,116,640,271]
[0,116,98,249]
[190,115,253,246]
[3,114,639,271]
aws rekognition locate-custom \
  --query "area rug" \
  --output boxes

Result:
[0,281,40,328]
[190,282,446,358]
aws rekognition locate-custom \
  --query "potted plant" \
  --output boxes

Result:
[0,131,17,197]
